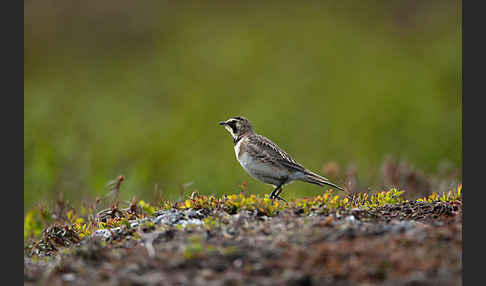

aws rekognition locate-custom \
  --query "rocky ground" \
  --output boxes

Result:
[24,195,462,286]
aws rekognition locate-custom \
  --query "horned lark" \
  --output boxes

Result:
[219,116,345,201]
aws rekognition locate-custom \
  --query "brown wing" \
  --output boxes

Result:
[246,134,307,172]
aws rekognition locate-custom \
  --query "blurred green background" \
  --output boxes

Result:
[24,0,462,211]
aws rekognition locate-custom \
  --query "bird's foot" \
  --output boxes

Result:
[269,194,287,203]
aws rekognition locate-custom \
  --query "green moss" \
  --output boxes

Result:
[203,216,223,229]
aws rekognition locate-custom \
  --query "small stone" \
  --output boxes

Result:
[62,273,76,282]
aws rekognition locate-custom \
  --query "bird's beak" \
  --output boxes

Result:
[219,121,227,126]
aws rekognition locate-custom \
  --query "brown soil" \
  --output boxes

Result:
[24,201,462,286]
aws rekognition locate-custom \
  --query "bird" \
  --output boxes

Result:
[218,116,345,202]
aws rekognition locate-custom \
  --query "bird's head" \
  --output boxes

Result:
[219,116,254,141]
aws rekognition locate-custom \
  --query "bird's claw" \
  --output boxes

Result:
[269,193,287,203]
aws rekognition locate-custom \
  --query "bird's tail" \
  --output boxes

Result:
[299,170,345,192]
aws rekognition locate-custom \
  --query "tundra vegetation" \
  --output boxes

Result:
[25,184,462,285]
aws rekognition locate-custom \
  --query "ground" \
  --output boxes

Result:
[24,189,462,286]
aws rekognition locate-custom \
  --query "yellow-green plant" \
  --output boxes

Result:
[24,209,43,239]
[417,184,462,203]
[139,200,156,216]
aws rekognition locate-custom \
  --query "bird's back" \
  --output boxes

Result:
[245,133,307,173]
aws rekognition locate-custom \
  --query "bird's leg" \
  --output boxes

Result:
[269,183,286,203]
[273,188,287,203]
[269,184,282,200]
[274,195,287,203]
